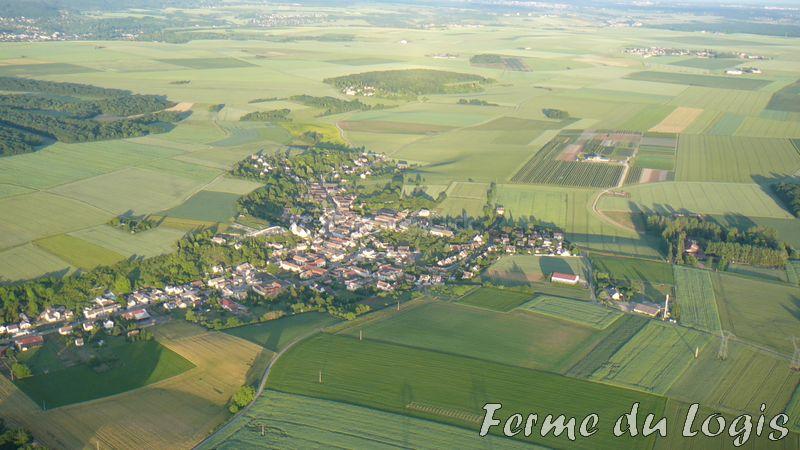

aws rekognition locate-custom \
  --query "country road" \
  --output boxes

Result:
[192,328,323,449]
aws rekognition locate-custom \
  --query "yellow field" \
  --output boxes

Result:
[0,324,267,450]
[649,107,704,133]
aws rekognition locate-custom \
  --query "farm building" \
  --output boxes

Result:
[15,335,44,351]
[551,272,580,285]
[632,303,662,318]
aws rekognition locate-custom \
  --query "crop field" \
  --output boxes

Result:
[649,107,703,133]
[669,58,741,70]
[511,136,624,188]
[669,87,772,115]
[713,272,800,355]
[0,243,74,281]
[626,71,772,91]
[268,333,665,450]
[675,135,800,183]
[673,267,721,332]
[68,225,186,259]
[668,339,800,417]
[456,286,532,311]
[566,315,649,378]
[15,339,195,408]
[162,190,242,223]
[158,57,256,69]
[727,263,790,283]
[483,255,588,286]
[340,301,605,372]
[787,260,800,286]
[735,115,800,138]
[33,234,126,270]
[598,182,794,219]
[224,312,340,352]
[517,296,623,329]
[201,390,533,449]
[589,254,674,285]
[590,321,710,394]
[706,113,746,135]
[51,167,207,215]
[655,400,800,450]
[789,388,800,434]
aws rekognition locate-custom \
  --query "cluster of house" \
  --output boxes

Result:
[624,47,766,60]
[490,229,572,257]
[343,85,376,96]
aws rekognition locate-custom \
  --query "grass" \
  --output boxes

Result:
[789,386,800,433]
[0,62,97,76]
[15,338,195,408]
[455,286,532,311]
[590,321,710,394]
[162,190,242,223]
[68,225,185,259]
[669,58,741,70]
[713,272,800,355]
[518,296,623,329]
[224,312,340,352]
[0,244,73,281]
[268,333,665,450]
[566,315,649,378]
[341,300,606,372]
[33,234,126,270]
[676,135,800,183]
[590,254,674,285]
[626,71,772,91]
[201,390,535,449]
[673,266,722,333]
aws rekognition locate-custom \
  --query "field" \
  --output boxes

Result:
[590,254,674,285]
[599,182,794,219]
[267,333,665,450]
[669,58,741,70]
[649,107,703,133]
[566,315,649,378]
[15,338,195,408]
[455,286,532,311]
[200,390,534,449]
[224,312,340,352]
[33,234,126,270]
[675,135,800,183]
[162,190,242,223]
[590,321,710,394]
[483,254,588,286]
[712,272,800,355]
[0,323,266,449]
[343,300,604,372]
[626,71,772,91]
[673,266,722,333]
[68,225,186,259]
[667,339,800,417]
[517,296,623,329]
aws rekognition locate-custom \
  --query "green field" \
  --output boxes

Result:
[673,266,722,333]
[483,255,588,286]
[590,321,710,394]
[713,272,800,355]
[675,135,800,183]
[34,234,126,270]
[590,254,674,285]
[68,225,186,259]
[518,296,623,329]
[201,390,536,449]
[341,301,605,372]
[626,71,772,91]
[268,333,665,450]
[15,338,195,408]
[669,58,741,71]
[455,286,532,311]
[162,190,242,223]
[566,315,649,378]
[224,312,340,352]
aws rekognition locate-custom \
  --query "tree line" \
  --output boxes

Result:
[773,181,800,217]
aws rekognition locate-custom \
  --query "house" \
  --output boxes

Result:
[75,338,85,347]
[122,309,151,322]
[253,281,283,298]
[221,298,248,314]
[207,277,226,289]
[376,280,394,292]
[551,272,580,285]
[633,303,661,318]
[15,335,44,351]
[83,322,95,332]
[103,320,115,330]
[58,325,73,335]
[429,226,454,238]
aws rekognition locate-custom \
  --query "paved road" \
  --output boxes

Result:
[192,328,323,449]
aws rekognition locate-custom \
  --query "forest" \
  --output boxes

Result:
[288,95,383,116]
[0,77,179,156]
[323,69,493,97]
[773,181,800,217]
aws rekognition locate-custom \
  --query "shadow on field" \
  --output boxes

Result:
[782,295,800,322]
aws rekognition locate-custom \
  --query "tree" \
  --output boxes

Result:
[11,363,32,380]
[228,385,256,413]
